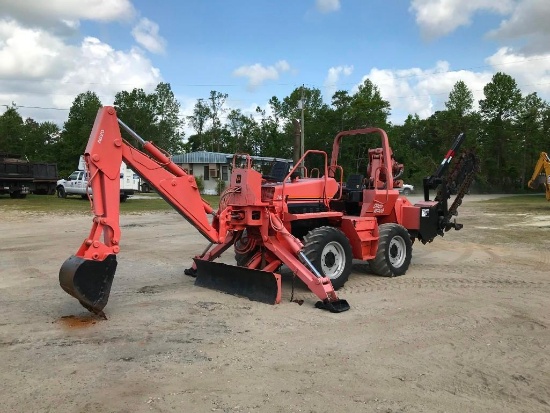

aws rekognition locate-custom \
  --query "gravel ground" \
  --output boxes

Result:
[1,195,549,413]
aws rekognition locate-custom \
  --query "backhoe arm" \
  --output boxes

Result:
[527,152,550,200]
[60,106,223,316]
[86,107,221,251]
[527,152,549,188]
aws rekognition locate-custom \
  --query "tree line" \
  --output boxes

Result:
[1,72,549,193]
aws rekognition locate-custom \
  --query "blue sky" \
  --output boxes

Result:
[1,0,550,133]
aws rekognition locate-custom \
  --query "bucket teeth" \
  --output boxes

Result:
[193,259,281,304]
[59,254,117,315]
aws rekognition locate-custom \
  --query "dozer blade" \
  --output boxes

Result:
[193,258,281,304]
[59,254,117,317]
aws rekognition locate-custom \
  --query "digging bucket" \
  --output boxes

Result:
[59,254,117,316]
[193,258,281,304]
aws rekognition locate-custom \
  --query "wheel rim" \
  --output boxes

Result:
[321,241,346,279]
[388,235,407,268]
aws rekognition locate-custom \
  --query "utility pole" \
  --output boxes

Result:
[210,95,216,152]
[292,119,301,167]
[300,85,305,160]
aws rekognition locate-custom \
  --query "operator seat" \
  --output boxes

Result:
[343,174,364,215]
[345,174,364,191]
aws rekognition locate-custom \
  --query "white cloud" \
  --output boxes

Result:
[356,61,493,123]
[410,0,514,39]
[0,0,134,29]
[324,65,354,99]
[131,18,166,54]
[410,0,550,54]
[0,1,165,125]
[0,19,69,79]
[486,47,550,94]
[233,60,291,90]
[0,19,161,124]
[0,0,136,35]
[488,0,550,55]
[55,38,161,108]
[316,0,341,13]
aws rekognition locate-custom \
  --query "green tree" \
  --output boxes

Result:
[444,81,481,148]
[445,80,474,116]
[389,114,431,184]
[0,104,24,154]
[115,83,185,153]
[255,106,290,158]
[225,109,258,154]
[516,92,548,187]
[154,82,185,153]
[331,90,353,130]
[57,91,102,176]
[205,90,228,152]
[114,88,158,145]
[479,72,522,190]
[20,119,60,162]
[348,79,390,129]
[334,80,391,178]
[187,98,210,150]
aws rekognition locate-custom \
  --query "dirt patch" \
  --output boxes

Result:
[0,195,549,412]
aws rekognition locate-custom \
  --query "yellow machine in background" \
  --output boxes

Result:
[528,152,550,201]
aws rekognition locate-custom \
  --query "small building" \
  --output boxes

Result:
[172,151,293,195]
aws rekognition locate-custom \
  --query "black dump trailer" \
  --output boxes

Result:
[0,153,58,198]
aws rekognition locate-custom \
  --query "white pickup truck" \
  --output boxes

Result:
[56,168,136,202]
[397,183,414,195]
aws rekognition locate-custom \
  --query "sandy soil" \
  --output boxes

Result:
[1,195,549,413]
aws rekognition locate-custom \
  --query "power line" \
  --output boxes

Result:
[1,55,549,90]
[6,79,550,115]
[3,104,70,111]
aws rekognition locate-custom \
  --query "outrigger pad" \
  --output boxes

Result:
[59,254,117,316]
[193,259,280,305]
[315,299,351,313]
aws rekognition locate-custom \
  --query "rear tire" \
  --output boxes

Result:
[369,223,412,277]
[302,226,352,290]
[402,188,411,196]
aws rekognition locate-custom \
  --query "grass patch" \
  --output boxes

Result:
[466,194,550,246]
[0,193,220,215]
[479,194,550,212]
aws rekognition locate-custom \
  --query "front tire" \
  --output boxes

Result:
[302,226,352,290]
[234,230,259,267]
[402,188,411,196]
[57,187,66,198]
[369,223,412,277]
